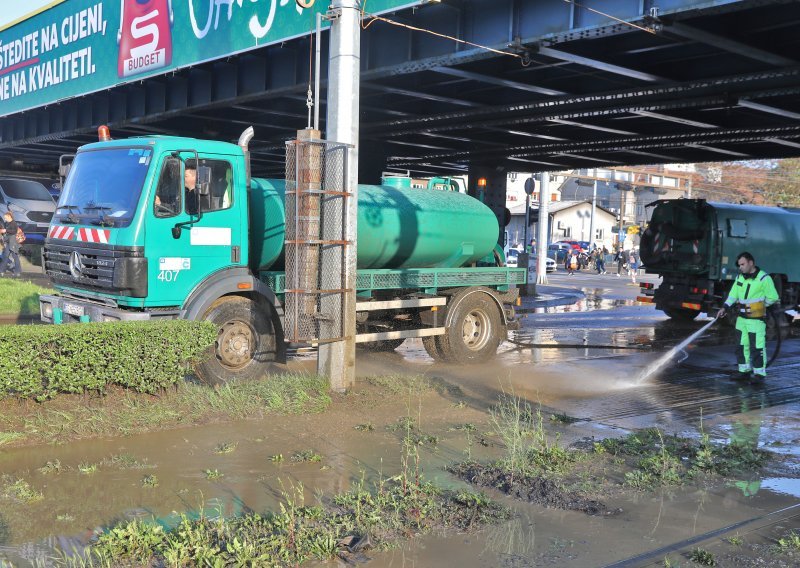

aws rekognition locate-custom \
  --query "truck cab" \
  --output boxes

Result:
[41,136,249,315]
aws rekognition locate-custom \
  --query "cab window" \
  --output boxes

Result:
[196,159,233,213]
[154,157,182,218]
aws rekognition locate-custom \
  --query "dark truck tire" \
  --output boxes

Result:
[422,336,444,361]
[663,307,701,321]
[436,291,505,364]
[195,296,277,385]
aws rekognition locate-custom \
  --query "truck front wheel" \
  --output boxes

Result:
[195,296,277,385]
[437,292,504,364]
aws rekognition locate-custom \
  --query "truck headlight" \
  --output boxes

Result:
[41,303,53,318]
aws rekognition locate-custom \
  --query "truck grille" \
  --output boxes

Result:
[27,211,53,223]
[44,241,145,295]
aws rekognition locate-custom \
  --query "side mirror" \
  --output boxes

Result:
[172,226,182,239]
[58,164,71,178]
[197,165,212,196]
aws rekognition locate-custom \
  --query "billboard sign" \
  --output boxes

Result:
[0,0,422,117]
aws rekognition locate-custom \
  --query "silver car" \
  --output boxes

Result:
[0,179,56,244]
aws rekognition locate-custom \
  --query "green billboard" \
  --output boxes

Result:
[0,0,422,117]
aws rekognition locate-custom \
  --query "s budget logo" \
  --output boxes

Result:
[117,0,173,78]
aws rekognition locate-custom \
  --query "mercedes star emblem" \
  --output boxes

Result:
[69,251,84,278]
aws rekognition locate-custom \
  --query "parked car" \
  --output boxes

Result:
[505,249,556,272]
[532,255,557,273]
[547,243,570,263]
[0,178,56,244]
[506,248,520,267]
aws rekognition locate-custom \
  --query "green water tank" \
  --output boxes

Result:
[249,178,499,271]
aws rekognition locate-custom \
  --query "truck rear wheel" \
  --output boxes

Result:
[663,307,701,321]
[437,291,504,364]
[195,296,277,385]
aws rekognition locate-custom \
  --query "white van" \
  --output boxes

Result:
[0,179,56,244]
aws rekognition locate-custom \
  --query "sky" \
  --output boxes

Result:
[0,0,63,32]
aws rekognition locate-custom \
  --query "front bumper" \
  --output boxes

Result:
[40,294,153,324]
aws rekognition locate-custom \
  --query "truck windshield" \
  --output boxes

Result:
[55,148,152,227]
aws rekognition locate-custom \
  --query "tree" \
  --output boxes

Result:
[763,158,800,207]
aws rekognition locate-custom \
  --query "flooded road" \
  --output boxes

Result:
[2,271,800,567]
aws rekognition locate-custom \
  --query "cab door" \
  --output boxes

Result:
[145,153,242,306]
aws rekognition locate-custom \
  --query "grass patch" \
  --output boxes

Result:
[213,442,237,454]
[100,454,152,470]
[776,531,800,552]
[0,372,332,448]
[0,279,53,317]
[598,427,771,490]
[291,450,322,464]
[550,412,580,425]
[365,374,463,397]
[451,395,774,513]
[725,534,744,546]
[0,431,24,446]
[78,462,98,475]
[37,460,64,475]
[689,547,715,566]
[204,469,223,480]
[69,475,509,567]
[2,477,43,503]
[142,475,159,488]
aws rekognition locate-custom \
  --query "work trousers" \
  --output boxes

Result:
[735,316,767,377]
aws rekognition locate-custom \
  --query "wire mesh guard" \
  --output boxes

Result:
[284,137,350,343]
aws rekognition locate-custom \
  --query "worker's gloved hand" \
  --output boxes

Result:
[716,306,729,320]
[768,304,783,317]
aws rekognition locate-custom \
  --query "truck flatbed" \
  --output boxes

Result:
[262,266,527,295]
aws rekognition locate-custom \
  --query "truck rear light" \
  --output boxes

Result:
[681,302,702,310]
[640,282,654,289]
[636,296,654,303]
[690,287,708,294]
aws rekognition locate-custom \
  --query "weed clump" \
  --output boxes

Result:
[77,477,508,567]
[449,394,608,515]
[689,547,715,566]
[1,477,43,504]
[598,427,771,490]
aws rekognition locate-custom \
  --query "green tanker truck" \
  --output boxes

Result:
[39,129,524,384]
[638,199,800,320]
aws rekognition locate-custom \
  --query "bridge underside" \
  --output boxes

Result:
[2,0,800,180]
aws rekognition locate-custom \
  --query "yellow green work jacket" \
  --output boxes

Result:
[724,268,779,319]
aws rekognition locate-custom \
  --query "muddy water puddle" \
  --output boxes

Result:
[3,283,800,565]
[3,393,800,567]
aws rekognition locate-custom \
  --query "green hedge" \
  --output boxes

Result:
[0,320,217,400]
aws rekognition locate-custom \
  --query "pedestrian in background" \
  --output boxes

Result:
[0,212,22,277]
[595,249,606,274]
[566,249,577,275]
[616,249,628,277]
[629,251,638,284]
